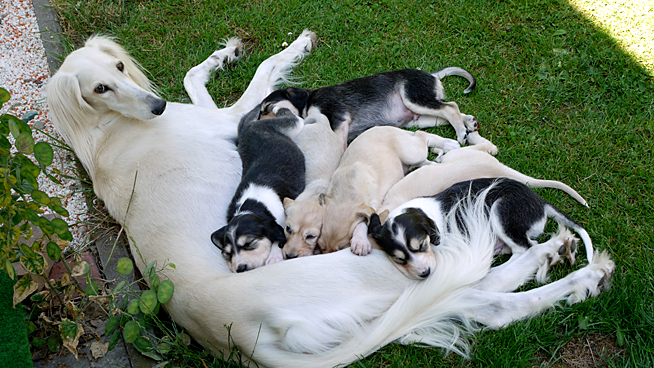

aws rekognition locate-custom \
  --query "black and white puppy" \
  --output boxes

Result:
[368,178,593,279]
[259,68,485,145]
[211,107,305,273]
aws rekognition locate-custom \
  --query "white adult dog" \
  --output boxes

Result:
[47,30,614,368]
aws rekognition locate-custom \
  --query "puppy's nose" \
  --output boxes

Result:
[419,268,431,278]
[147,95,167,115]
[285,253,298,259]
[236,264,249,273]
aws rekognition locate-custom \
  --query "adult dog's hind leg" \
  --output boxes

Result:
[465,251,614,329]
[224,30,317,117]
[184,38,244,108]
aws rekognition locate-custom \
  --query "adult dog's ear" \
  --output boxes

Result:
[211,226,228,250]
[285,87,310,112]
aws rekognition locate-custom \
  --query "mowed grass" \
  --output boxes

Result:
[51,0,653,366]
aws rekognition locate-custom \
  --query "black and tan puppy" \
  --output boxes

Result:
[368,178,592,279]
[259,67,494,150]
[211,107,305,272]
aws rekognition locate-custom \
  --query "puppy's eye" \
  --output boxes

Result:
[305,234,315,240]
[116,61,124,72]
[242,241,257,251]
[94,85,109,94]
[285,226,292,234]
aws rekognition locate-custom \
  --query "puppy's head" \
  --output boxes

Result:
[318,202,374,253]
[368,208,438,280]
[260,87,310,119]
[211,214,286,273]
[282,197,325,259]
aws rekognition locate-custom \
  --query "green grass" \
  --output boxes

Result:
[0,271,33,368]
[51,0,654,366]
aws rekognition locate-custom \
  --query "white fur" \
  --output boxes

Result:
[236,183,286,226]
[47,31,613,368]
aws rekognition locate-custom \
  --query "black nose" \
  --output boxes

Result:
[419,268,431,278]
[147,95,166,115]
[285,253,298,259]
[236,264,248,273]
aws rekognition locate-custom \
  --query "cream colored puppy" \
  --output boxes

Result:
[282,113,347,259]
[380,142,588,213]
[318,126,459,255]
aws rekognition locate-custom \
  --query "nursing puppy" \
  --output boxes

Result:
[282,113,347,259]
[260,68,493,149]
[368,178,593,279]
[380,142,588,213]
[318,126,460,256]
[211,108,305,272]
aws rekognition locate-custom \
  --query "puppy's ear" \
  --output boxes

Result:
[355,204,375,225]
[423,217,440,246]
[283,197,294,209]
[378,210,390,225]
[266,222,287,248]
[211,226,228,250]
[285,87,310,112]
[367,213,383,240]
[318,193,330,206]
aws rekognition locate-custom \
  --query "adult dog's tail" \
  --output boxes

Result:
[432,67,477,94]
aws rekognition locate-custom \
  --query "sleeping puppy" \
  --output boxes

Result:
[318,126,460,256]
[368,178,593,279]
[260,68,494,150]
[211,107,305,272]
[282,113,347,259]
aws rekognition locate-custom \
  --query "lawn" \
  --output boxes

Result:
[51,0,653,366]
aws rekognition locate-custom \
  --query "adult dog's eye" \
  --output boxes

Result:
[116,61,124,72]
[94,85,109,94]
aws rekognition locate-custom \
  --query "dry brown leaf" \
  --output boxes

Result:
[90,340,109,360]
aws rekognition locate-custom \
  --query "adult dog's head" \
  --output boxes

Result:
[47,36,166,177]
[259,87,310,119]
[211,214,286,273]
[368,209,438,280]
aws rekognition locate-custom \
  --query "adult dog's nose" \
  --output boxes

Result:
[147,95,167,115]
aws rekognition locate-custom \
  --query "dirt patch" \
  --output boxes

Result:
[538,333,626,367]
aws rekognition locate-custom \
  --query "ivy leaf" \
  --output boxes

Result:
[34,142,54,167]
[117,258,133,275]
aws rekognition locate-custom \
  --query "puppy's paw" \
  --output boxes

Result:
[350,237,372,256]
[558,234,579,265]
[265,246,284,265]
[441,138,461,153]
[463,115,479,131]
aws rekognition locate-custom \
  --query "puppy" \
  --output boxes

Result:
[260,68,494,149]
[282,113,347,259]
[368,178,594,279]
[211,108,305,272]
[380,142,588,213]
[318,126,459,256]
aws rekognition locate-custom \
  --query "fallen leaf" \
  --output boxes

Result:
[90,340,109,360]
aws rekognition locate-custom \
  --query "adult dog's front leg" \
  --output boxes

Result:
[464,250,614,329]
[225,30,317,117]
[184,38,244,108]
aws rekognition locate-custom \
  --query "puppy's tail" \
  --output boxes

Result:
[546,205,594,264]
[432,67,476,94]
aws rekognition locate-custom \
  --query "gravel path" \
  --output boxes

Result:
[1,0,89,248]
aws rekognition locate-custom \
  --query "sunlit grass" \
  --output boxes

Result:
[568,0,654,75]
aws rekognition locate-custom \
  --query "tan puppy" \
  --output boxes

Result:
[318,126,460,255]
[282,113,347,258]
[380,142,588,213]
